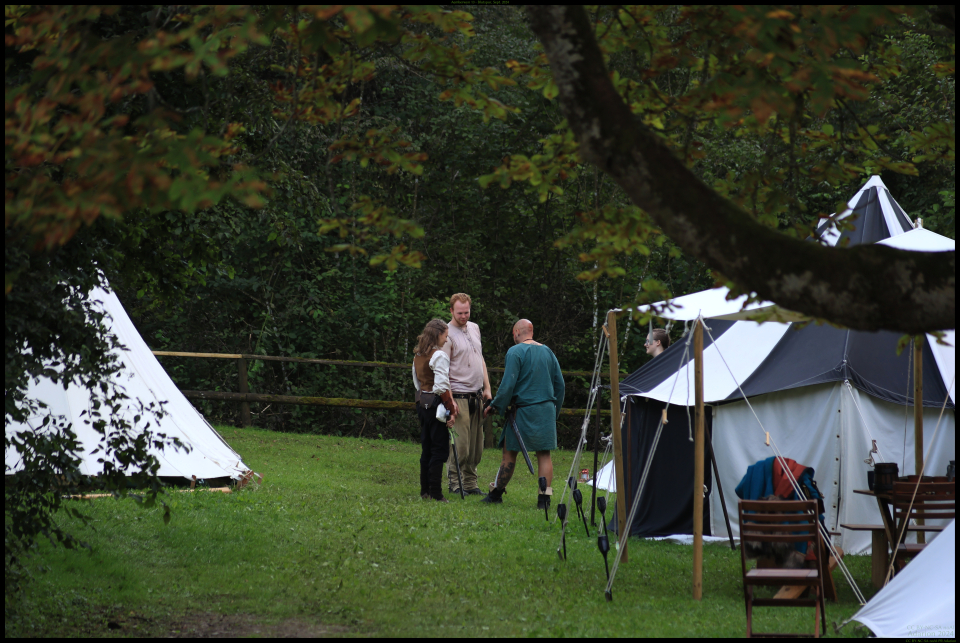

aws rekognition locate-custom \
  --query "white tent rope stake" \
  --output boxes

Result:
[701,320,867,605]
[883,372,956,586]
[604,322,696,597]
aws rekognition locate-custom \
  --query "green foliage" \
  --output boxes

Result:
[4,5,269,285]
[485,5,956,304]
[104,5,676,437]
[4,3,521,597]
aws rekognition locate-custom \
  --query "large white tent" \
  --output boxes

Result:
[6,285,250,481]
[593,177,955,554]
[851,520,955,638]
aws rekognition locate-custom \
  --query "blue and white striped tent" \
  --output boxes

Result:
[596,177,955,554]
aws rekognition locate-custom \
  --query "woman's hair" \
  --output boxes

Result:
[415,318,448,356]
[650,328,670,349]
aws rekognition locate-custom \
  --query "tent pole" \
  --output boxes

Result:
[609,310,627,563]
[705,422,736,550]
[693,319,705,600]
[591,391,601,527]
[914,336,925,543]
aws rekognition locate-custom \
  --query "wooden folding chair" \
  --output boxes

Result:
[739,499,826,638]
[890,481,955,572]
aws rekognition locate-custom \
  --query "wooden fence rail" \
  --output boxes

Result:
[180,390,606,417]
[155,351,610,433]
[152,351,610,377]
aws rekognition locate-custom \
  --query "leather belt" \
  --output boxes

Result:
[511,400,551,408]
[452,390,483,414]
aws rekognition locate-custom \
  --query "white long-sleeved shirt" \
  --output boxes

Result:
[411,350,451,394]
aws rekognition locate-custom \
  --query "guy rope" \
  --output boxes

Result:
[699,318,868,606]
[835,372,955,634]
[882,372,955,584]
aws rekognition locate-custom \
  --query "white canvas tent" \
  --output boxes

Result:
[592,177,955,554]
[851,520,955,638]
[5,285,250,481]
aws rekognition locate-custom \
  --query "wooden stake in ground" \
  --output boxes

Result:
[693,319,705,600]
[608,310,627,563]
[238,357,251,427]
[914,336,925,544]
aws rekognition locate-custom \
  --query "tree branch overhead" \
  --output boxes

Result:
[527,5,955,334]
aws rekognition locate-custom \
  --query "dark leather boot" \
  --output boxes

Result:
[481,487,505,504]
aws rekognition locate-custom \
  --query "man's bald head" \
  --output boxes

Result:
[513,319,534,343]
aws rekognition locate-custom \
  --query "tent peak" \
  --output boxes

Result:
[861,175,887,191]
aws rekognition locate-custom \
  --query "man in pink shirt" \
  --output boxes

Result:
[441,293,493,495]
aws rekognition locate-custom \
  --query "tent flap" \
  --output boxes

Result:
[852,520,955,638]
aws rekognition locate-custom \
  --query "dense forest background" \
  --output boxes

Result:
[124,5,724,444]
[7,5,955,445]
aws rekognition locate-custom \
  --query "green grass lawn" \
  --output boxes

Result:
[13,426,877,637]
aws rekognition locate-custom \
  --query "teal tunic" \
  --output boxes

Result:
[491,343,565,452]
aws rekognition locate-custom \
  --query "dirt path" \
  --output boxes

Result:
[100,611,352,638]
[168,613,351,638]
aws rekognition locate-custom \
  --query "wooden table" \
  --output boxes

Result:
[851,486,950,587]
[852,489,895,588]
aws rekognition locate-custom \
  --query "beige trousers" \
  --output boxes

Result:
[446,398,484,491]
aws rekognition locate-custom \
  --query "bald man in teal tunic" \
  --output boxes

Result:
[482,319,565,507]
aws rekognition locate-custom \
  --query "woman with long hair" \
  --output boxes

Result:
[412,318,458,502]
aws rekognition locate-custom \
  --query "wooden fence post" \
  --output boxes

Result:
[238,358,251,427]
[609,310,627,563]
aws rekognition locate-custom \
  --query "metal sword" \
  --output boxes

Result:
[557,503,568,561]
[507,408,535,475]
[450,434,465,500]
[443,405,465,499]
